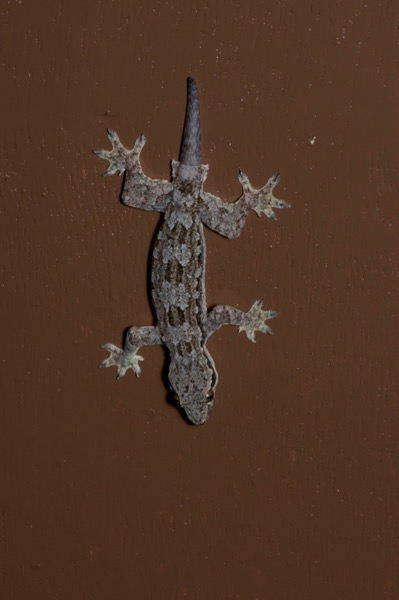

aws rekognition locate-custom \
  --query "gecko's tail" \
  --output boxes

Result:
[179,77,201,167]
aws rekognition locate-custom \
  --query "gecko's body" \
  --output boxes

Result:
[96,78,289,424]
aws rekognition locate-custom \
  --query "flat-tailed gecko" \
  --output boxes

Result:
[95,77,289,425]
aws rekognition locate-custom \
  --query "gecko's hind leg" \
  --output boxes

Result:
[239,172,289,221]
[94,129,146,176]
[100,325,162,378]
[206,300,278,342]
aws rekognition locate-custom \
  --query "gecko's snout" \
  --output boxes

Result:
[181,398,214,426]
[168,381,214,425]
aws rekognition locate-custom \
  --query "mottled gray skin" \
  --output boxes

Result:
[95,77,289,425]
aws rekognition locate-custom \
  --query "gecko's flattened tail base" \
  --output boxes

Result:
[179,77,202,167]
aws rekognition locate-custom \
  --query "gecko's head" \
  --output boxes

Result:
[168,351,218,425]
[179,393,214,425]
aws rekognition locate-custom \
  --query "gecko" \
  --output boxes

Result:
[95,77,289,425]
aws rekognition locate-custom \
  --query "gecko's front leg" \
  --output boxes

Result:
[206,300,277,342]
[101,325,162,378]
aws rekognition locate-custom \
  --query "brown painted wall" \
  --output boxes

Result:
[1,1,398,598]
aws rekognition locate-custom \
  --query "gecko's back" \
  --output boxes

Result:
[151,78,217,424]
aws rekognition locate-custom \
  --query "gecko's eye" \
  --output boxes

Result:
[205,391,214,402]
[167,384,179,404]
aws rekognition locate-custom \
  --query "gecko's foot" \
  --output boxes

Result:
[94,130,146,176]
[100,342,144,378]
[238,300,278,342]
[238,171,290,220]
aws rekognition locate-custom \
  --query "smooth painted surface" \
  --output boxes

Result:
[1,1,398,598]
